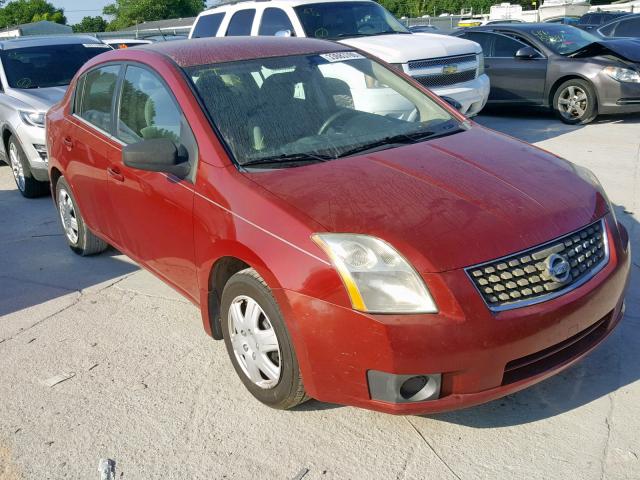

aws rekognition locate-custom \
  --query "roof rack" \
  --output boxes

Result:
[206,0,271,9]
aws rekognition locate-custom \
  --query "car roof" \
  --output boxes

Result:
[129,36,353,67]
[463,23,582,33]
[0,34,103,50]
[199,0,376,14]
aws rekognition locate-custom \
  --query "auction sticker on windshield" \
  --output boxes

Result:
[320,52,365,62]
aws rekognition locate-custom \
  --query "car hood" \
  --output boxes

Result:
[338,33,481,63]
[246,125,607,273]
[569,39,640,63]
[6,86,67,112]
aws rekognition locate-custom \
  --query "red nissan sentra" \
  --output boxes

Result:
[46,37,630,414]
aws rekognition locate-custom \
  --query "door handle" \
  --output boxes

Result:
[107,166,124,182]
[63,137,73,148]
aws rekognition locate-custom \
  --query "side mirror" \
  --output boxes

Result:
[440,95,464,113]
[515,46,539,59]
[123,138,189,177]
[275,29,292,37]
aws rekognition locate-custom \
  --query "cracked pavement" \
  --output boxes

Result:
[0,111,639,479]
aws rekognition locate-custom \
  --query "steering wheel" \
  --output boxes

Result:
[358,22,377,34]
[318,109,357,135]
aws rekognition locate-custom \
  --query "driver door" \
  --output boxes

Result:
[107,64,199,301]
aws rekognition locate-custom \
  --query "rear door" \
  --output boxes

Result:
[107,64,199,300]
[462,31,547,104]
[67,64,122,239]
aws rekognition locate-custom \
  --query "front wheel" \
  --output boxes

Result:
[553,79,597,125]
[221,268,309,409]
[55,177,108,256]
[8,136,48,198]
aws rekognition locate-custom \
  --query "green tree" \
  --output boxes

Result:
[72,15,108,33]
[0,0,66,28]
[103,0,206,31]
[378,0,537,18]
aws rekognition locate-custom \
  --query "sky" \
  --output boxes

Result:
[50,0,113,25]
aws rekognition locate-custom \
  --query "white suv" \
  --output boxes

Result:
[189,0,490,116]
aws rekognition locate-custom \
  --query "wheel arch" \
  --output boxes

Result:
[548,74,599,108]
[201,245,284,340]
[49,167,62,199]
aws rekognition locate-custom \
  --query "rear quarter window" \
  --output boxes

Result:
[192,12,225,38]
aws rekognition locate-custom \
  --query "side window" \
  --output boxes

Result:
[77,65,120,132]
[259,8,294,36]
[614,17,640,37]
[461,32,494,57]
[117,65,189,149]
[192,13,224,38]
[578,14,591,25]
[493,34,526,57]
[226,9,256,36]
[598,21,616,37]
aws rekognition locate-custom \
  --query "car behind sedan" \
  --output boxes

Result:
[46,37,630,415]
[454,23,640,124]
[0,35,112,197]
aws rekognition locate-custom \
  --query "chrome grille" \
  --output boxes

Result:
[414,70,476,88]
[408,54,477,70]
[466,219,608,311]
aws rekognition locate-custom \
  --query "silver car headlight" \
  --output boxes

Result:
[18,110,46,128]
[603,66,640,84]
[312,233,437,314]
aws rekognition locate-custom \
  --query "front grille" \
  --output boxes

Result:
[467,219,608,311]
[408,54,477,70]
[502,311,611,385]
[414,70,476,88]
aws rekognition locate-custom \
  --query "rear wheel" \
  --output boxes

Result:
[55,177,108,256]
[221,268,309,409]
[553,79,597,125]
[8,135,48,198]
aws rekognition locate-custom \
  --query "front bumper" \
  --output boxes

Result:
[430,73,490,116]
[595,73,640,115]
[277,217,630,415]
[14,122,48,181]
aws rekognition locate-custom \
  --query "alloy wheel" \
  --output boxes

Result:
[9,143,25,192]
[58,188,79,245]
[557,85,588,121]
[228,295,282,389]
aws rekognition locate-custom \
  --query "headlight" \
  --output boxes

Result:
[603,66,640,83]
[573,165,617,225]
[19,110,45,128]
[312,233,437,313]
[477,53,485,76]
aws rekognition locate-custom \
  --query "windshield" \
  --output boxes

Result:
[186,52,459,169]
[529,26,599,55]
[1,43,111,89]
[294,2,409,40]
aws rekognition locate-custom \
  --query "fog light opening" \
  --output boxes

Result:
[400,375,439,402]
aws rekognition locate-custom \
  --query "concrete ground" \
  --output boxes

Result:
[0,111,638,480]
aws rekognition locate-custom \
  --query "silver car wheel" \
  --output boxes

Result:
[557,85,588,120]
[9,142,25,192]
[58,188,79,245]
[228,295,281,389]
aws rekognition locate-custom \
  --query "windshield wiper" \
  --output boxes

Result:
[335,130,437,158]
[241,152,333,169]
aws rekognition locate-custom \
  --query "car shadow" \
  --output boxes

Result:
[476,106,640,144]
[424,204,639,427]
[0,184,139,318]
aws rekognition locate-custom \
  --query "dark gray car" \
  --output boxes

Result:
[453,24,640,124]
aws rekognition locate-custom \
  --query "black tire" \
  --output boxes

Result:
[553,79,598,125]
[221,268,309,409]
[7,135,49,198]
[55,177,108,256]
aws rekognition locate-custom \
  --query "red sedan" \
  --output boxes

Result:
[46,37,630,414]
